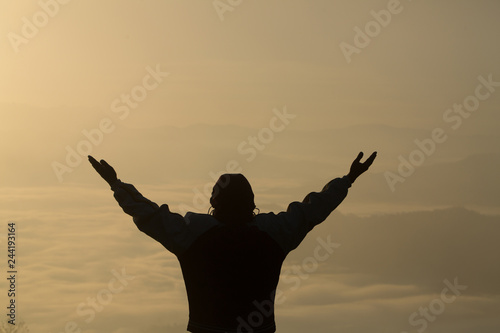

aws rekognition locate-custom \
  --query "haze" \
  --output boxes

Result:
[1,1,499,332]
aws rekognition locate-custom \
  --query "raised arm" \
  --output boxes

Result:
[88,155,190,255]
[254,151,377,254]
[88,155,159,215]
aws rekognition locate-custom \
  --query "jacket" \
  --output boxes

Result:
[110,175,352,332]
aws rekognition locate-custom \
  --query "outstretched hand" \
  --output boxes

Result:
[347,151,377,183]
[88,155,118,186]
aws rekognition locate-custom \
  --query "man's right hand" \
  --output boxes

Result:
[347,151,377,183]
[88,155,118,186]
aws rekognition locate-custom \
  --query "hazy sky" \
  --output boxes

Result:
[1,1,499,332]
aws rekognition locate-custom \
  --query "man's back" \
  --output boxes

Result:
[179,223,286,333]
[106,175,353,332]
[106,174,354,332]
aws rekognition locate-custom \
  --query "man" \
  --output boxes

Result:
[89,151,376,333]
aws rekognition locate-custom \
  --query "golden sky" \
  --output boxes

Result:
[1,1,500,332]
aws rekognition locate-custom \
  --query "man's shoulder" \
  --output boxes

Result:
[182,212,221,231]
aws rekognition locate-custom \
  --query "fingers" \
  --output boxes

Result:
[354,152,364,163]
[354,151,377,164]
[88,155,102,170]
[353,151,377,172]
[349,151,377,181]
[88,156,111,169]
[364,151,377,167]
[100,159,112,169]
[88,156,112,174]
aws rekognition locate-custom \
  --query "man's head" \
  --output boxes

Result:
[210,174,256,225]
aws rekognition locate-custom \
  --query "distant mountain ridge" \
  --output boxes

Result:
[0,113,497,215]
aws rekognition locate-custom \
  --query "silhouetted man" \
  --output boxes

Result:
[89,151,376,333]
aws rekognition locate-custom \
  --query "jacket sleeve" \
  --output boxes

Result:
[110,179,190,255]
[255,175,352,254]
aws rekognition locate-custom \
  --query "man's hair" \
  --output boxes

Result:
[209,174,256,226]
